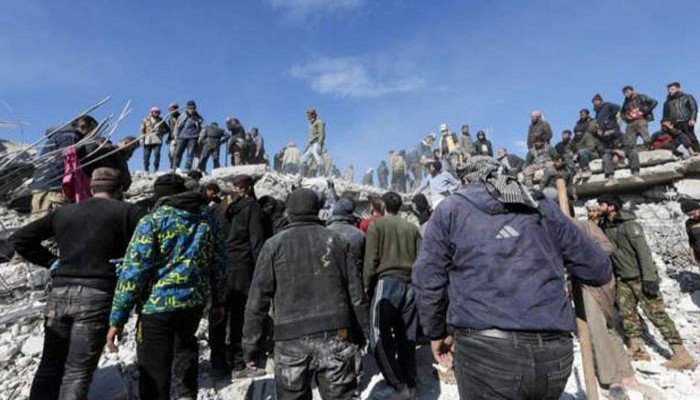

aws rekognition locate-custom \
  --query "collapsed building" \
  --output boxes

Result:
[0,142,698,399]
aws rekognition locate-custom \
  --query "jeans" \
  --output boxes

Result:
[137,308,203,400]
[676,121,700,152]
[301,143,322,167]
[274,333,359,400]
[174,138,197,171]
[199,142,221,170]
[369,276,417,390]
[602,147,640,178]
[576,149,597,170]
[30,285,112,400]
[209,289,247,371]
[143,144,162,172]
[454,330,573,400]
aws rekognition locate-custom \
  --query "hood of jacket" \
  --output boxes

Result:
[611,210,637,224]
[156,191,208,214]
[453,183,508,216]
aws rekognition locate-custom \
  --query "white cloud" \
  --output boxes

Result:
[266,0,364,19]
[290,56,427,98]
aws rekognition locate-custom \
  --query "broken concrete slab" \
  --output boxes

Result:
[575,160,686,197]
[20,335,43,357]
[587,150,677,174]
[675,179,700,199]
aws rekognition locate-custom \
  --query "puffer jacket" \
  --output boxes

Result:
[412,183,611,339]
[663,92,698,123]
[243,217,367,351]
[109,192,226,327]
[601,211,658,282]
[140,116,169,145]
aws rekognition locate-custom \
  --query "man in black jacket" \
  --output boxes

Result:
[593,94,621,134]
[209,174,267,379]
[663,82,699,151]
[243,188,367,400]
[621,86,657,146]
[11,168,145,400]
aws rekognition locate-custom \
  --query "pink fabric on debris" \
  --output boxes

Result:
[61,147,92,203]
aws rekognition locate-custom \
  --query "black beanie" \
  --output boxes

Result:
[680,199,700,214]
[286,188,321,216]
[153,173,187,200]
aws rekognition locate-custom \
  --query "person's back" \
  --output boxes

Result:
[364,214,420,288]
[413,159,611,400]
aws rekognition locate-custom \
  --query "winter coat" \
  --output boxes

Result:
[412,183,611,339]
[594,102,621,132]
[140,116,169,146]
[459,134,475,156]
[663,92,698,123]
[498,154,525,177]
[621,93,658,123]
[225,196,266,293]
[524,146,558,166]
[573,132,599,153]
[390,154,406,172]
[82,145,132,192]
[30,127,83,192]
[601,211,658,282]
[243,218,367,350]
[377,162,389,178]
[199,124,228,145]
[282,146,301,167]
[327,215,365,278]
[412,171,461,207]
[574,116,598,136]
[596,129,625,152]
[474,139,493,157]
[363,214,422,290]
[307,118,326,147]
[555,139,576,156]
[527,119,553,148]
[440,133,459,156]
[109,192,226,327]
[173,112,203,140]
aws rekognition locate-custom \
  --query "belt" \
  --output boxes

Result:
[459,328,569,342]
[301,328,348,341]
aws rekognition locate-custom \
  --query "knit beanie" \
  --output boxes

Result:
[680,199,700,214]
[232,174,254,189]
[91,168,122,192]
[286,188,321,216]
[332,197,355,216]
[592,93,604,102]
[153,173,186,200]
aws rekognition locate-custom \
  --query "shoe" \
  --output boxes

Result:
[627,338,651,361]
[631,173,644,183]
[604,178,616,187]
[662,344,697,370]
[580,170,592,179]
[231,366,265,380]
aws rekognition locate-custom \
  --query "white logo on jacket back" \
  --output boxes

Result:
[495,224,520,239]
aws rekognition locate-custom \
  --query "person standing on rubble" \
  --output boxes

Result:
[243,188,367,400]
[390,150,407,192]
[301,108,326,176]
[411,160,461,208]
[29,115,98,218]
[680,199,700,263]
[209,174,267,379]
[364,192,422,399]
[173,100,204,171]
[597,195,697,370]
[663,82,699,152]
[198,122,229,170]
[620,86,657,146]
[473,131,494,157]
[166,103,180,169]
[377,160,389,189]
[527,111,553,149]
[226,117,247,165]
[107,173,227,400]
[140,107,169,173]
[11,168,145,400]
[282,141,302,174]
[413,157,612,400]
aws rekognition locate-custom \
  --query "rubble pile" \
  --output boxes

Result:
[0,162,698,399]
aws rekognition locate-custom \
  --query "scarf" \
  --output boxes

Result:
[460,156,539,209]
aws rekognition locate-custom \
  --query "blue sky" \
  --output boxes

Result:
[1,0,699,175]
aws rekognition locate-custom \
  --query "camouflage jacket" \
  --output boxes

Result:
[109,193,227,327]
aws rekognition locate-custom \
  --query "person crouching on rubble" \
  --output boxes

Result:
[106,173,227,400]
[11,168,145,400]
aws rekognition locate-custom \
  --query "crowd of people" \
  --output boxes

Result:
[6,80,699,400]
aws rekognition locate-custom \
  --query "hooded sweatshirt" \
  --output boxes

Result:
[109,192,226,327]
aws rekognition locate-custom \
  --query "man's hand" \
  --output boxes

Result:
[106,326,123,353]
[431,335,454,370]
[642,280,659,298]
[689,120,696,127]
[209,307,225,327]
[246,360,258,370]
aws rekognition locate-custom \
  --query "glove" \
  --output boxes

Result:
[642,280,659,298]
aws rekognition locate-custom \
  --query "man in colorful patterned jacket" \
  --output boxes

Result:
[106,173,227,400]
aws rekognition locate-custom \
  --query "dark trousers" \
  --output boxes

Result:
[576,149,598,171]
[174,138,197,171]
[677,121,700,151]
[137,308,203,400]
[208,289,247,371]
[602,147,640,178]
[30,285,112,400]
[199,142,221,171]
[391,172,406,193]
[369,276,417,390]
[143,144,162,172]
[274,333,359,400]
[454,330,573,400]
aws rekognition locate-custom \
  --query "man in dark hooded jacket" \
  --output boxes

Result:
[592,94,621,134]
[663,82,699,151]
[243,188,367,400]
[413,158,611,400]
[209,174,267,379]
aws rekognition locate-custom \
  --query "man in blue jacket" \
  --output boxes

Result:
[413,158,612,400]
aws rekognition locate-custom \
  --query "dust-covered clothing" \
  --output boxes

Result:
[616,278,682,345]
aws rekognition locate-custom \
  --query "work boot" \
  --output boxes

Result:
[627,338,651,361]
[662,344,697,371]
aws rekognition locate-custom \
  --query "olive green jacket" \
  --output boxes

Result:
[602,211,658,282]
[308,118,326,147]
